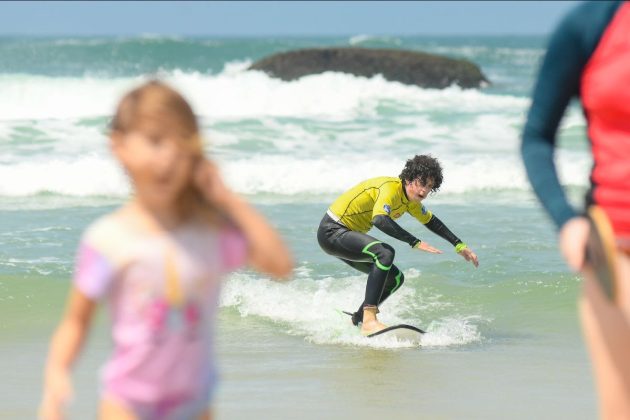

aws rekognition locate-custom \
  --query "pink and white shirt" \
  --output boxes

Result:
[74,214,247,407]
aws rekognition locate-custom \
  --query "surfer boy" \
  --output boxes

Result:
[317,155,478,335]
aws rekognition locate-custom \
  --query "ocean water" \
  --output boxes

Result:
[0,35,596,419]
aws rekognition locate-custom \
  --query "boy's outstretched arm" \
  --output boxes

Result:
[425,215,479,267]
[372,215,442,253]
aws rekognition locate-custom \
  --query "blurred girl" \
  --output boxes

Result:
[40,81,293,420]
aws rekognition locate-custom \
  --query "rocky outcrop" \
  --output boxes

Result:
[249,47,488,89]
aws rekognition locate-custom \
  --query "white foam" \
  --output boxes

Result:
[421,316,484,347]
[426,45,544,63]
[0,65,592,200]
[348,34,402,46]
[0,66,528,122]
[0,74,142,121]
[349,34,373,45]
[51,38,111,47]
[0,123,14,142]
[220,268,484,349]
[560,108,587,130]
[0,148,591,198]
[0,156,128,197]
[221,152,591,197]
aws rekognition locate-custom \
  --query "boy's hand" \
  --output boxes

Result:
[414,241,443,254]
[458,247,479,268]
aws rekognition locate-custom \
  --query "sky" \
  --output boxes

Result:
[0,1,580,37]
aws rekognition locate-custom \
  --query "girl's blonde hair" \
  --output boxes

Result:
[111,80,215,220]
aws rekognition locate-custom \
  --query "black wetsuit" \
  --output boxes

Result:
[318,213,406,324]
[317,177,462,325]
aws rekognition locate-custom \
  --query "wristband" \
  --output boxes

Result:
[411,239,421,248]
[455,242,468,253]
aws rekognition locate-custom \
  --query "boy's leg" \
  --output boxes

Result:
[378,265,405,305]
[319,219,395,329]
[345,264,405,325]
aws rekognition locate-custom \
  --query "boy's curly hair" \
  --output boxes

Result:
[399,155,443,192]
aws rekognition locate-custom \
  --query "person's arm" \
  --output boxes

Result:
[424,214,478,267]
[195,160,293,280]
[372,214,420,247]
[371,182,442,253]
[424,214,461,246]
[521,1,621,270]
[408,204,477,266]
[221,193,293,279]
[40,288,97,420]
[372,214,442,253]
[521,15,584,229]
[521,1,620,229]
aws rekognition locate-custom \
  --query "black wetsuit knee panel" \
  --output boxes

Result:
[364,242,396,268]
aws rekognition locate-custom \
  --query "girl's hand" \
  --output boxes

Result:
[414,241,443,254]
[192,159,293,278]
[458,247,479,268]
[559,216,589,271]
[193,159,235,209]
[39,369,72,420]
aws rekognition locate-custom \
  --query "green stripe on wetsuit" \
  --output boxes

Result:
[390,269,403,294]
[361,241,392,271]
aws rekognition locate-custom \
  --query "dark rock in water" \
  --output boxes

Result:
[249,47,489,89]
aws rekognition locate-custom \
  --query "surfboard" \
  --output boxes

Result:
[586,205,618,302]
[365,324,425,341]
[341,310,425,342]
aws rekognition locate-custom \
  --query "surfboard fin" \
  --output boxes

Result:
[341,310,362,326]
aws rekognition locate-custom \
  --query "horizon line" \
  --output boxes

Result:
[0,32,551,38]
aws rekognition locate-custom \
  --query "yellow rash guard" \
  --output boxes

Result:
[328,176,433,233]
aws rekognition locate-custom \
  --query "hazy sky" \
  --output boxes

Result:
[0,1,580,37]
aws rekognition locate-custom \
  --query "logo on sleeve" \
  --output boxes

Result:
[383,204,391,214]
[421,205,427,215]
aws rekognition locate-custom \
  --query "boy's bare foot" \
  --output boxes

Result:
[361,306,387,336]
[361,319,388,336]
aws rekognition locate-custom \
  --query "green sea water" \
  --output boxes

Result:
[0,35,596,419]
